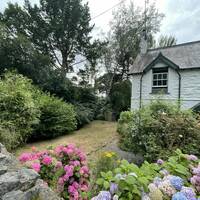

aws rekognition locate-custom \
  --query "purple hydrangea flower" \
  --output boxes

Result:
[192,167,200,176]
[92,191,111,200]
[172,192,188,200]
[186,155,198,161]
[110,183,118,195]
[157,159,164,165]
[153,177,162,187]
[181,187,196,200]
[170,176,184,190]
[160,169,169,176]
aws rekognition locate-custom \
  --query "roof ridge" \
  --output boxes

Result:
[148,40,200,52]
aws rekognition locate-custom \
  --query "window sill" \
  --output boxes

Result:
[149,92,170,95]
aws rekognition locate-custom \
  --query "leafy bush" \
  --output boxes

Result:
[93,150,200,200]
[19,144,90,200]
[0,125,21,151]
[74,103,94,128]
[117,111,134,150]
[118,100,200,162]
[93,152,119,179]
[110,80,131,119]
[0,72,40,148]
[32,94,77,140]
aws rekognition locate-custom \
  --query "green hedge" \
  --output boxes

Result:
[0,72,40,149]
[0,72,77,149]
[117,100,200,162]
[32,94,77,139]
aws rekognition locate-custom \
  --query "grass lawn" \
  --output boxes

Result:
[15,120,118,159]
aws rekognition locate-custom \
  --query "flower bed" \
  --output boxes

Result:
[19,144,90,200]
[93,149,200,200]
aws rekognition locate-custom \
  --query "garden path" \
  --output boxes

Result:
[15,120,141,163]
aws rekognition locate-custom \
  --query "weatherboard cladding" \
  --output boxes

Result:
[130,40,200,74]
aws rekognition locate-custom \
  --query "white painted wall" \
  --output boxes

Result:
[131,62,200,110]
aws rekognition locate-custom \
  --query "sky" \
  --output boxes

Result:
[0,0,200,44]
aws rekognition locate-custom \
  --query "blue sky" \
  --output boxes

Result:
[1,0,200,43]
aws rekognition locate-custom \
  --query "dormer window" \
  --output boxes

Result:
[152,67,168,94]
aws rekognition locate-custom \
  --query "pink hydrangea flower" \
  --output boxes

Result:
[70,160,80,167]
[80,166,89,175]
[81,184,89,192]
[63,173,70,181]
[58,177,65,186]
[54,145,64,155]
[68,185,79,199]
[63,147,74,155]
[31,162,41,172]
[55,161,62,169]
[19,153,32,163]
[67,144,76,149]
[42,155,52,165]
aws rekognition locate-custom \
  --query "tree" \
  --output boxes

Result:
[109,1,164,79]
[156,35,177,48]
[1,0,98,77]
[0,23,53,87]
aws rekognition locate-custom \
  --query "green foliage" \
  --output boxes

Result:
[75,103,94,128]
[94,149,200,199]
[0,0,98,75]
[0,125,21,151]
[110,80,131,119]
[117,111,134,150]
[0,24,53,87]
[118,100,200,162]
[94,152,120,179]
[96,159,161,200]
[0,72,40,148]
[32,93,77,140]
[0,72,77,148]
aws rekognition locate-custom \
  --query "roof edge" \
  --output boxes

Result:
[148,40,200,52]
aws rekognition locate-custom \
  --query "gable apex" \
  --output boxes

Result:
[143,52,179,74]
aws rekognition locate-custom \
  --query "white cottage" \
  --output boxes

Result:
[129,40,200,110]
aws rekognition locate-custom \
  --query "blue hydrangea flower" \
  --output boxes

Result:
[172,192,188,200]
[170,176,184,190]
[181,187,196,200]
[92,191,111,200]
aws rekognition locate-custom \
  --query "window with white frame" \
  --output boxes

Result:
[152,68,168,93]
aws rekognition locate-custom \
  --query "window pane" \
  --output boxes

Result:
[153,81,157,86]
[158,74,162,79]
[163,80,167,85]
[153,74,157,80]
[163,74,167,79]
[158,80,162,85]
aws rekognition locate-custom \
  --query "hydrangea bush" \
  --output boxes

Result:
[19,144,90,200]
[93,149,200,200]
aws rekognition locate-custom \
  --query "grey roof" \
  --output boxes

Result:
[130,40,200,74]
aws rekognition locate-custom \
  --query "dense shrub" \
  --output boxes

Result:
[110,80,131,119]
[93,150,200,200]
[0,72,77,147]
[117,111,134,149]
[0,72,40,148]
[117,100,200,162]
[19,144,90,200]
[75,103,94,128]
[32,94,77,140]
[0,125,21,151]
